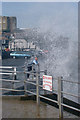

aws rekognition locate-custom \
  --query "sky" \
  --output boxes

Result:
[1,0,79,2]
[1,2,78,40]
[2,2,78,28]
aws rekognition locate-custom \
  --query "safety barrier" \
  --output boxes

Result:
[0,65,80,118]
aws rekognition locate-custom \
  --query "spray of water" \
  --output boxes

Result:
[35,21,78,103]
[23,17,78,103]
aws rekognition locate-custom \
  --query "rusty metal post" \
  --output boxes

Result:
[58,76,63,119]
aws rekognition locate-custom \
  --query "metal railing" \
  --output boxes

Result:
[0,66,24,92]
[0,65,80,118]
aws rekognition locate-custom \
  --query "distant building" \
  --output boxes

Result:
[9,39,28,50]
[0,16,17,32]
[9,38,36,50]
[0,16,17,50]
[27,42,36,49]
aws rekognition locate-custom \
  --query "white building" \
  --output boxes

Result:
[9,38,36,50]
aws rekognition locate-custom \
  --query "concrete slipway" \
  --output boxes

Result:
[1,96,80,119]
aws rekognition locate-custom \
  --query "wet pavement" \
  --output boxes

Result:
[2,96,80,118]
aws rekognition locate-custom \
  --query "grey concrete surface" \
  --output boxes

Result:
[1,96,80,118]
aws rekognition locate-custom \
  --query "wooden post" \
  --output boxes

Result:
[58,77,63,119]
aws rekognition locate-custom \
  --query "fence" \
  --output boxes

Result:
[0,65,80,118]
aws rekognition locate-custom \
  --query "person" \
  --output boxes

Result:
[32,57,38,65]
[27,57,39,78]
[5,47,9,51]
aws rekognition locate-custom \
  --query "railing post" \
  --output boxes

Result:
[58,76,63,119]
[12,71,15,89]
[32,64,34,81]
[14,67,16,80]
[44,70,47,75]
[24,66,26,95]
[12,67,16,89]
[36,67,40,105]
[37,65,40,118]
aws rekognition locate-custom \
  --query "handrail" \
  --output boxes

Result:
[0,73,13,75]
[61,91,80,98]
[25,90,36,95]
[39,95,58,104]
[1,69,80,98]
[0,66,14,69]
[62,79,80,84]
[0,79,21,83]
[0,70,14,72]
[25,80,36,86]
[0,88,24,92]
[54,77,80,84]
[62,103,80,112]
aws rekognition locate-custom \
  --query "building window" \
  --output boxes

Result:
[0,18,2,23]
[3,18,6,23]
[2,40,6,44]
[0,24,2,30]
[3,23,6,29]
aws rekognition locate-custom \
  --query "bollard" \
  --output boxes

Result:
[58,77,63,119]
